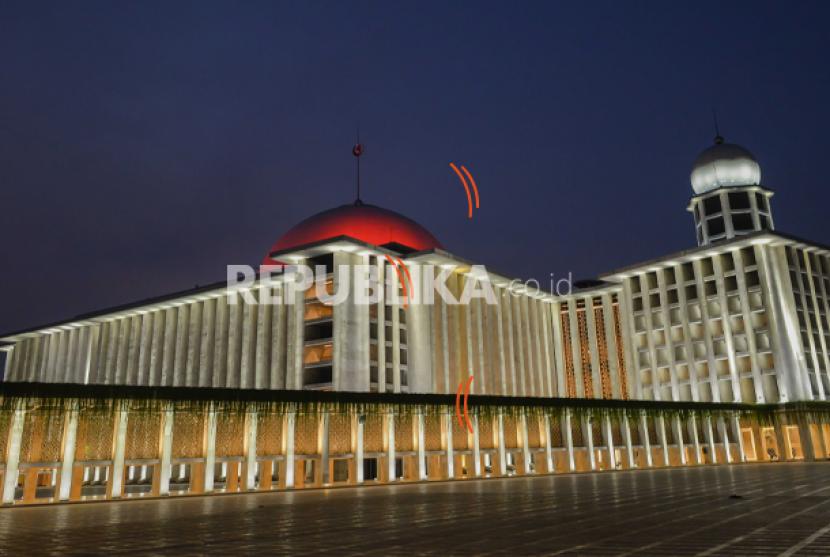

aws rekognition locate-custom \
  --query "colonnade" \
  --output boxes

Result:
[3,398,828,506]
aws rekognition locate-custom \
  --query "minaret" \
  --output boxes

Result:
[687,135,774,246]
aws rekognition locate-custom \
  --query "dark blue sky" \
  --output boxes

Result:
[2,1,829,333]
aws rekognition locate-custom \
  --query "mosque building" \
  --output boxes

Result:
[1,135,829,505]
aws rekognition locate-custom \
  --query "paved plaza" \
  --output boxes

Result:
[1,463,830,555]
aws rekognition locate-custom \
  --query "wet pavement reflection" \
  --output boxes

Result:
[1,463,830,555]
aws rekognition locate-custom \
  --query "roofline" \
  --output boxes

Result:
[11,229,825,342]
[599,230,830,280]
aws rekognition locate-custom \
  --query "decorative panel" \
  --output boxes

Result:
[527,418,541,448]
[363,415,384,453]
[424,415,442,451]
[256,413,283,457]
[215,413,245,457]
[452,419,468,450]
[571,419,584,447]
[628,421,641,445]
[561,307,576,397]
[328,413,352,455]
[503,417,518,448]
[478,416,495,449]
[173,410,204,459]
[20,411,65,463]
[394,414,413,452]
[612,302,630,399]
[76,410,114,461]
[612,423,623,445]
[0,411,11,463]
[125,411,160,460]
[549,419,563,447]
[595,305,613,399]
[577,308,593,398]
[591,421,603,445]
[647,420,658,444]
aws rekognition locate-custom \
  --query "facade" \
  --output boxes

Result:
[1,136,830,505]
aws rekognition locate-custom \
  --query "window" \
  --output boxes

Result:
[732,212,754,232]
[707,216,725,237]
[729,191,751,210]
[759,215,770,230]
[756,193,768,212]
[703,195,722,215]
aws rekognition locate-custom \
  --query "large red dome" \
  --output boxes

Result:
[263,203,442,264]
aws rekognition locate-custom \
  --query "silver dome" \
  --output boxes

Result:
[690,139,761,195]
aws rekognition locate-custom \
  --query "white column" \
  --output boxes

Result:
[639,413,653,467]
[497,413,507,475]
[622,414,635,468]
[543,415,554,473]
[58,402,79,501]
[603,415,616,470]
[2,403,25,504]
[355,414,365,484]
[717,416,733,464]
[672,415,686,466]
[521,413,532,474]
[445,414,454,479]
[730,414,746,463]
[110,405,129,498]
[472,415,482,477]
[284,412,295,488]
[583,416,596,471]
[244,406,258,490]
[417,411,426,480]
[797,414,817,461]
[203,405,217,492]
[320,412,330,485]
[386,412,396,482]
[656,415,670,466]
[563,410,575,472]
[688,415,702,465]
[158,405,174,495]
[704,415,718,464]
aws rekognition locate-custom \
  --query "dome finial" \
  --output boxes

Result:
[712,107,724,144]
[352,127,364,205]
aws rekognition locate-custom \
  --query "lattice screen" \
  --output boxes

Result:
[527,419,541,448]
[595,305,613,399]
[173,410,204,459]
[612,301,630,399]
[394,414,413,452]
[125,411,161,460]
[478,417,495,449]
[76,410,114,461]
[295,414,318,455]
[550,418,563,447]
[363,415,384,453]
[0,411,11,463]
[424,415,442,451]
[628,420,641,445]
[591,421,603,445]
[503,417,518,448]
[328,413,352,455]
[577,307,594,398]
[452,419,468,450]
[571,419,584,446]
[20,411,65,463]
[256,413,283,457]
[215,413,245,457]
[561,307,576,397]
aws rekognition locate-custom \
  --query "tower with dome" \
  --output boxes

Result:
[688,135,775,246]
[1,136,830,506]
